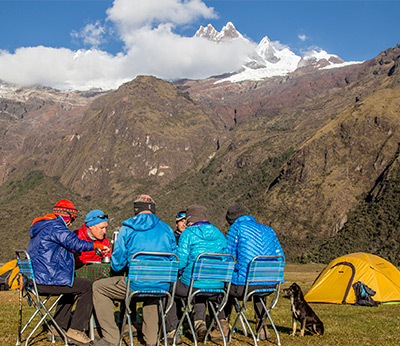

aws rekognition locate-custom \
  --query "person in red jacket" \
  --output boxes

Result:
[74,209,111,268]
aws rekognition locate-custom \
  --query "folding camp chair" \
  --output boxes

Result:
[172,253,235,346]
[228,255,285,346]
[119,251,179,346]
[15,250,68,346]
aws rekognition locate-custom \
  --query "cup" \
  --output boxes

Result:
[101,256,111,264]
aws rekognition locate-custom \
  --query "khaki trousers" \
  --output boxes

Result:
[93,276,159,345]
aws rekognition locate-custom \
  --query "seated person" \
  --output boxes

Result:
[74,209,111,267]
[210,204,285,341]
[174,211,186,244]
[165,204,227,344]
[27,199,106,346]
[92,194,177,346]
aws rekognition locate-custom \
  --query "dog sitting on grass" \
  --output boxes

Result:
[283,282,324,337]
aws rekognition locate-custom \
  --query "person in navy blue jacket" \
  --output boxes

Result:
[28,199,106,346]
[210,204,285,342]
[92,195,177,346]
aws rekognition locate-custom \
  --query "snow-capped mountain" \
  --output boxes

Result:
[195,22,247,43]
[195,22,359,83]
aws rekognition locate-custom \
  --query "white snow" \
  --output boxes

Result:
[197,23,362,84]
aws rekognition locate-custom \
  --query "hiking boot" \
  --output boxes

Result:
[65,328,92,346]
[194,320,207,339]
[209,318,230,342]
[256,319,271,340]
[258,326,271,340]
[122,323,138,337]
[46,325,63,342]
[165,329,182,345]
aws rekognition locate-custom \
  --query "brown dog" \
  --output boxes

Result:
[283,283,324,337]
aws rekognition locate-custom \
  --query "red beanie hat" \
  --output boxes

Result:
[53,199,78,221]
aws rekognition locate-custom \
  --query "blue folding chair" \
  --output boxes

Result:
[172,253,235,346]
[228,255,285,346]
[119,251,179,346]
[15,250,68,346]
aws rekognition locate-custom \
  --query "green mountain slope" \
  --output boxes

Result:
[0,171,110,262]
[304,152,400,265]
[1,47,400,263]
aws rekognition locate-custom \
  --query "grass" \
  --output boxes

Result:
[1,263,400,346]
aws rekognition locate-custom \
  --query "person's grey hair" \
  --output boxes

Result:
[133,194,156,215]
[134,194,155,204]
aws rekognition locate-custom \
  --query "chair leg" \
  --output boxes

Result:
[229,299,257,346]
[19,294,44,336]
[239,315,248,337]
[174,299,196,346]
[119,308,128,346]
[127,314,134,346]
[23,295,68,346]
[159,298,168,346]
[258,298,280,346]
[89,314,95,341]
[207,302,227,346]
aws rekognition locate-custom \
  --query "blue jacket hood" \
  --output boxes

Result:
[121,213,160,232]
[29,216,65,238]
[111,213,177,292]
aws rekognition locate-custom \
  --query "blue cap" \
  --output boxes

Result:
[85,209,108,227]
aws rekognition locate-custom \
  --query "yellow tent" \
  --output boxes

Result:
[0,259,20,290]
[304,253,400,304]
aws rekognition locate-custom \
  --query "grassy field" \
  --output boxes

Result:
[1,263,399,346]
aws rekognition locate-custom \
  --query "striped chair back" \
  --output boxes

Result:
[247,256,285,285]
[128,257,179,283]
[192,254,235,282]
[16,252,35,281]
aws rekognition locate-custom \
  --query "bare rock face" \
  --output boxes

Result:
[0,82,103,184]
[28,76,220,203]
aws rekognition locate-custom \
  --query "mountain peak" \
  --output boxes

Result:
[195,22,245,43]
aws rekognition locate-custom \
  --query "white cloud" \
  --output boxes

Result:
[0,46,129,90]
[298,34,307,42]
[71,20,106,48]
[107,0,217,33]
[0,0,255,91]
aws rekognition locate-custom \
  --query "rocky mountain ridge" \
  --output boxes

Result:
[0,45,400,263]
[195,22,351,83]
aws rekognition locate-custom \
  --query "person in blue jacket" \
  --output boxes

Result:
[92,195,177,346]
[27,199,106,346]
[210,204,285,341]
[165,204,227,344]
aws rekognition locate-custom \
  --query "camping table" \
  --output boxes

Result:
[75,262,111,282]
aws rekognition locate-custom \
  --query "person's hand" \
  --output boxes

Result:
[102,246,110,256]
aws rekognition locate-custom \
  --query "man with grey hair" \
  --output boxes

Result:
[93,194,177,346]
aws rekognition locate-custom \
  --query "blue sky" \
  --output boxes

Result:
[0,0,399,90]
